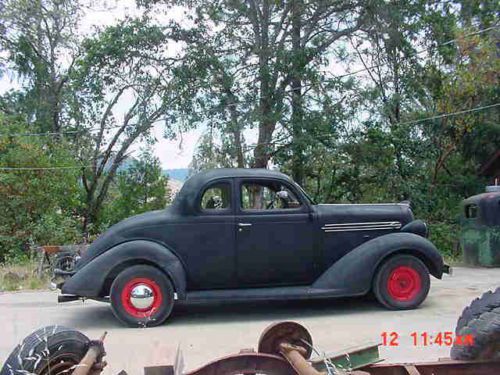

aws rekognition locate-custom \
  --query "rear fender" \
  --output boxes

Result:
[61,240,186,299]
[312,232,444,295]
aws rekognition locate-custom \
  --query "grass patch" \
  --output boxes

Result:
[0,262,49,292]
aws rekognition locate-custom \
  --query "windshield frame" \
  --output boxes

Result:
[294,182,317,205]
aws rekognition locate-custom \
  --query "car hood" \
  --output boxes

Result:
[76,208,178,270]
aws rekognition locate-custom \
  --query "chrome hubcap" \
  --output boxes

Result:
[130,284,154,309]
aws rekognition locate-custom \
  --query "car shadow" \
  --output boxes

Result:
[171,296,382,325]
[60,301,123,329]
[61,296,383,330]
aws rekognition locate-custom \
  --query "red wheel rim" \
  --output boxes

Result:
[387,266,422,302]
[121,277,163,318]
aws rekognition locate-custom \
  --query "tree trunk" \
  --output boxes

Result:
[252,0,274,169]
[290,0,305,185]
[227,92,245,167]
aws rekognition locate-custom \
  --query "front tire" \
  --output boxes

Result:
[373,254,430,310]
[110,265,174,327]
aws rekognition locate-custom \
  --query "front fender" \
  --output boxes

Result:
[312,232,444,295]
[61,240,187,299]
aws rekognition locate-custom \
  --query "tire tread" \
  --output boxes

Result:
[451,306,500,360]
[455,287,500,334]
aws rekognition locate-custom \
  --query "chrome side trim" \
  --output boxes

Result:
[323,227,397,232]
[322,221,401,227]
[321,221,401,232]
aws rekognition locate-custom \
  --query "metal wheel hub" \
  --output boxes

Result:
[130,284,155,309]
[387,266,421,301]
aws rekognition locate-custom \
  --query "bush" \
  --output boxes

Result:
[0,115,83,262]
[429,222,461,261]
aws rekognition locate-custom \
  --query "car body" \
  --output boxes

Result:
[57,168,449,326]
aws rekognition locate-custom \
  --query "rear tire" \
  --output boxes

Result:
[110,265,174,327]
[373,254,430,310]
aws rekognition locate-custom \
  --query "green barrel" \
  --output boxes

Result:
[460,188,500,267]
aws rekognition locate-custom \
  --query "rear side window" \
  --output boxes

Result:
[200,183,231,210]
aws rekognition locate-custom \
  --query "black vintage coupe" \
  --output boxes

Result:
[57,169,449,326]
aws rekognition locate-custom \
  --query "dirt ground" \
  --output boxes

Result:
[0,266,499,374]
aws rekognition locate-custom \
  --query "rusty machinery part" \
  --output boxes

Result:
[278,344,324,375]
[72,332,108,375]
[185,352,296,375]
[365,359,500,374]
[258,322,313,360]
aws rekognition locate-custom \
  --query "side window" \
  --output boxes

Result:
[465,204,478,219]
[201,183,231,211]
[241,182,302,210]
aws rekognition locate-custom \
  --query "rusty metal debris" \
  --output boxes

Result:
[63,322,500,375]
[72,331,108,375]
[4,322,499,375]
[37,244,86,278]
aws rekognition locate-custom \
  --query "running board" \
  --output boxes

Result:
[58,294,81,303]
[185,286,350,303]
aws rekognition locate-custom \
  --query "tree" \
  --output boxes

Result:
[102,150,169,226]
[425,27,499,188]
[140,0,370,179]
[71,18,182,235]
[0,0,82,132]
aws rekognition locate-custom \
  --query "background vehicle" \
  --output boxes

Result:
[57,169,449,327]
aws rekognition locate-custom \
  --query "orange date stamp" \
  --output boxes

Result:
[381,331,475,347]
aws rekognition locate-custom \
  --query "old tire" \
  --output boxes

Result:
[55,251,77,272]
[0,326,89,375]
[451,307,500,360]
[373,254,430,310]
[110,265,174,327]
[455,287,500,334]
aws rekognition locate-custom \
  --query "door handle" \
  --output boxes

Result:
[238,223,252,227]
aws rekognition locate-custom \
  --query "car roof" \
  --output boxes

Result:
[171,168,294,214]
[461,191,500,226]
[190,168,291,180]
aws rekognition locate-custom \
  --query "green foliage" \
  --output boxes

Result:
[0,0,82,132]
[0,114,83,261]
[428,223,461,261]
[101,150,170,226]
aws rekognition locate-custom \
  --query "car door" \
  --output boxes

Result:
[235,178,317,287]
[180,179,237,290]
